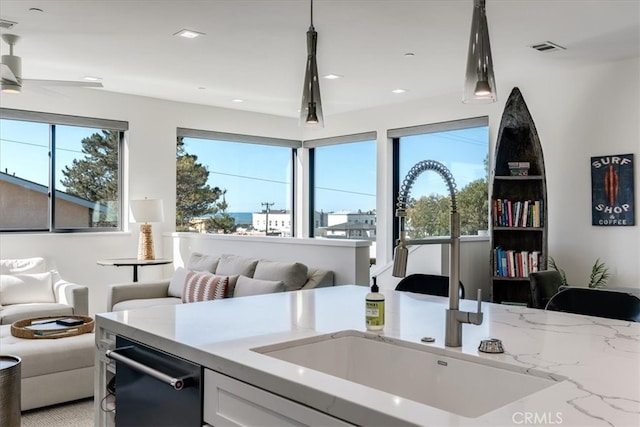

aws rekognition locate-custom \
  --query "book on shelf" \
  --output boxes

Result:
[493,248,541,278]
[507,161,530,169]
[492,198,544,228]
[507,161,530,176]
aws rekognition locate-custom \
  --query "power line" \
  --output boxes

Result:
[212,171,374,198]
[315,186,375,197]
[0,137,85,154]
[211,170,288,185]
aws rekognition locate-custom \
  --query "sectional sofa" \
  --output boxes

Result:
[107,252,335,311]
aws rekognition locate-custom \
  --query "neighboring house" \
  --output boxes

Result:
[0,172,107,229]
[252,210,291,236]
[318,211,377,239]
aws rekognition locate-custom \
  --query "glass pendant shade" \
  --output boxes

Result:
[300,1,324,127]
[463,0,497,104]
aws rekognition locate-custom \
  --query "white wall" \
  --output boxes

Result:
[1,57,638,315]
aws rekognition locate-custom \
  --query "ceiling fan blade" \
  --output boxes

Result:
[22,79,103,88]
[1,63,19,84]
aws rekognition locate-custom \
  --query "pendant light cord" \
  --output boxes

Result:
[310,0,314,29]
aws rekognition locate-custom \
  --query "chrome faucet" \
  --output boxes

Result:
[392,160,483,347]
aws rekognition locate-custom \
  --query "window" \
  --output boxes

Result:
[391,117,489,240]
[0,109,126,232]
[176,128,298,236]
[308,132,377,257]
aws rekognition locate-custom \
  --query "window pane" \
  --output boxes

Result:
[0,119,50,230]
[178,137,293,236]
[55,126,120,229]
[399,126,488,237]
[313,140,377,258]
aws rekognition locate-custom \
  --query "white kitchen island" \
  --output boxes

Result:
[94,285,640,426]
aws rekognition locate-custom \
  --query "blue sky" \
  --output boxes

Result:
[1,118,487,213]
[0,119,105,190]
[183,127,487,213]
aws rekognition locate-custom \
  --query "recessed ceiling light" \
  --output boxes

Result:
[173,29,205,39]
[404,52,415,57]
[392,89,407,94]
[29,7,44,13]
[0,19,18,29]
[231,98,245,103]
[323,74,343,80]
[83,76,102,82]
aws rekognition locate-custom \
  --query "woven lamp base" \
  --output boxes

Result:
[138,223,155,260]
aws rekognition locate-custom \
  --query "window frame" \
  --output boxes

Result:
[390,116,489,246]
[305,131,377,238]
[0,108,127,233]
[176,128,300,236]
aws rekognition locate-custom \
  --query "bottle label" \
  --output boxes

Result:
[366,300,385,326]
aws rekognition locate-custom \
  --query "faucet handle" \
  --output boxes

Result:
[470,289,483,325]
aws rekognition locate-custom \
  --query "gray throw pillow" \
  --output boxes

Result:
[253,259,308,292]
[215,254,259,277]
[187,252,219,273]
[233,275,284,297]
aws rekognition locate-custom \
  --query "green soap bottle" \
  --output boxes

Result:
[366,277,385,331]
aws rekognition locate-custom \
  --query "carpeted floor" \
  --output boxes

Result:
[20,398,94,427]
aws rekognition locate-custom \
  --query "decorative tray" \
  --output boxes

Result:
[11,315,94,339]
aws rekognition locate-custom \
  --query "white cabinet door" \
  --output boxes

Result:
[204,369,354,426]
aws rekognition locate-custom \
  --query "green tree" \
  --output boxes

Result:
[206,191,236,234]
[406,194,450,237]
[457,178,489,235]
[405,178,488,237]
[176,138,222,231]
[60,130,119,226]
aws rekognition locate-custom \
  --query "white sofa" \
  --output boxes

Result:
[0,257,89,325]
[0,324,95,410]
[108,252,335,311]
[0,257,93,410]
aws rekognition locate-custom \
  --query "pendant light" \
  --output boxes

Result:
[300,0,324,127]
[463,0,497,103]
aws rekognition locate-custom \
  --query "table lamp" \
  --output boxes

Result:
[130,198,164,260]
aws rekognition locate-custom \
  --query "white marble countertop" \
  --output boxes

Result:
[96,285,640,426]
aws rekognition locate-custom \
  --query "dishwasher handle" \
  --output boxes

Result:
[106,347,189,391]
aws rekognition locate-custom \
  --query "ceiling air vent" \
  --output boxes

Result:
[0,19,18,29]
[531,41,566,52]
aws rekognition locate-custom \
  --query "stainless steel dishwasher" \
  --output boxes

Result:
[106,336,202,427]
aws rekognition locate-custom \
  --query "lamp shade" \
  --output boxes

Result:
[463,0,497,104]
[300,0,324,127]
[130,199,164,223]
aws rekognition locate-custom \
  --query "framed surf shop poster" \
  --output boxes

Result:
[591,153,635,226]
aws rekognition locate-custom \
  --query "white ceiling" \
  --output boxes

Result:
[1,0,639,118]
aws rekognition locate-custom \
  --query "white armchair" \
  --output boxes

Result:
[0,257,88,325]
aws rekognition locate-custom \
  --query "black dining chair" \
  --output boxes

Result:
[529,270,564,309]
[545,287,640,322]
[395,273,465,299]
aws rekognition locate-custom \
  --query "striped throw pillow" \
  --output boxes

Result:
[182,271,229,303]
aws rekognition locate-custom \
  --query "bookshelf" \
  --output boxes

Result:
[490,88,548,306]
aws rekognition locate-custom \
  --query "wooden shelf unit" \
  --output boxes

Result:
[490,88,548,306]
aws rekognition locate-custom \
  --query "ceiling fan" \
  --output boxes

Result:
[1,33,103,93]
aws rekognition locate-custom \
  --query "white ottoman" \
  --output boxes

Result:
[0,325,94,410]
